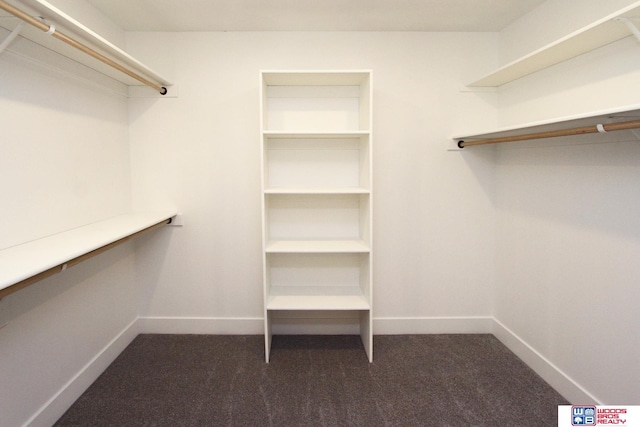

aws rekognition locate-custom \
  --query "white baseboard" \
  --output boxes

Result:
[27,318,139,427]
[491,317,599,405]
[374,316,494,334]
[28,315,600,426]
[137,316,264,334]
[138,316,359,335]
[136,315,495,336]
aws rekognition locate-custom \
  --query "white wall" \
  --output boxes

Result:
[126,31,499,333]
[0,10,137,426]
[494,137,640,404]
[492,0,640,404]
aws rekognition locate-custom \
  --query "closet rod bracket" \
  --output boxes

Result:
[616,17,640,43]
[167,213,184,226]
[0,21,24,55]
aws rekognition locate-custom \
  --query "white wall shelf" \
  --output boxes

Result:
[263,132,370,193]
[263,131,370,138]
[261,70,373,362]
[0,210,177,298]
[0,0,172,90]
[267,287,370,311]
[467,1,640,87]
[265,240,370,253]
[264,188,370,195]
[451,103,640,148]
[266,252,370,309]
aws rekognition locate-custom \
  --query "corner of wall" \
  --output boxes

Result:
[491,317,599,405]
[26,318,139,427]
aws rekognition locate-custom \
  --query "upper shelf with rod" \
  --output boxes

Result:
[451,103,640,149]
[467,1,640,88]
[0,210,178,299]
[0,0,172,95]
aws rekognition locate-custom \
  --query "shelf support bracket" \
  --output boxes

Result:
[616,17,640,43]
[0,21,24,55]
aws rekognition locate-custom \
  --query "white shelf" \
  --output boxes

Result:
[263,131,370,138]
[267,286,370,310]
[0,210,176,292]
[265,240,370,253]
[262,71,371,133]
[452,103,640,143]
[264,133,370,190]
[264,187,370,194]
[265,193,370,244]
[262,70,372,86]
[0,0,172,88]
[468,2,640,87]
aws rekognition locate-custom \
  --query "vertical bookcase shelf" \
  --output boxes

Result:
[260,70,373,362]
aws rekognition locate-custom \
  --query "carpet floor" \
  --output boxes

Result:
[55,334,568,426]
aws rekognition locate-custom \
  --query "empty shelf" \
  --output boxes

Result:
[467,2,640,87]
[0,210,176,295]
[267,286,370,310]
[265,240,370,253]
[264,187,370,194]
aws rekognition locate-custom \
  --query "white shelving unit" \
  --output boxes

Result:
[467,1,640,87]
[0,0,172,91]
[260,70,373,362]
[0,210,177,297]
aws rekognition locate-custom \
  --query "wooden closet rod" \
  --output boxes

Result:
[0,218,172,300]
[458,119,640,148]
[0,0,167,95]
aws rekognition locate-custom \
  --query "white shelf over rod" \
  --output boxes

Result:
[468,1,640,87]
[0,210,177,298]
[0,0,172,91]
[450,104,640,149]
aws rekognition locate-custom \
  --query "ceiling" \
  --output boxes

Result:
[86,0,547,32]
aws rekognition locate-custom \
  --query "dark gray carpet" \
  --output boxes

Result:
[55,334,567,426]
